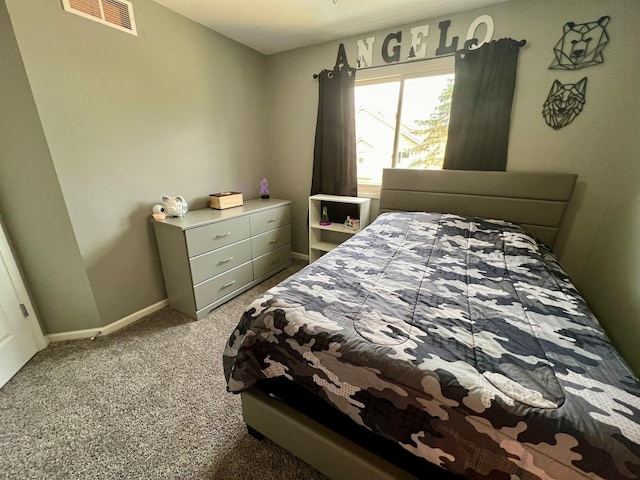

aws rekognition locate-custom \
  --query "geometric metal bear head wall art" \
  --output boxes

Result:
[550,16,610,70]
[542,77,588,130]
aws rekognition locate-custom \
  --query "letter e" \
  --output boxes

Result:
[409,25,430,59]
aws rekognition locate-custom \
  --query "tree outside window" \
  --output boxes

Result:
[408,77,454,169]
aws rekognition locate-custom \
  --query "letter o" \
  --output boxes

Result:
[466,15,494,49]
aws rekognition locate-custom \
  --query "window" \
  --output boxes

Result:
[354,57,454,195]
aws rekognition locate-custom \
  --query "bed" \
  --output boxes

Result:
[223,169,640,479]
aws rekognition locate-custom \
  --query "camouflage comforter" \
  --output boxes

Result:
[224,212,640,479]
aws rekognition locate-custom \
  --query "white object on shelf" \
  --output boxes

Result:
[308,194,371,263]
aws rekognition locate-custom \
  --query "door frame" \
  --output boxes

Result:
[0,221,48,351]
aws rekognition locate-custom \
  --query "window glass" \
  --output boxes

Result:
[354,82,400,186]
[354,66,454,192]
[398,75,454,170]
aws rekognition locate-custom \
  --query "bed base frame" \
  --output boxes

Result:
[241,388,416,480]
[241,169,578,478]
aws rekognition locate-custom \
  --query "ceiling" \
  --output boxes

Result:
[151,0,509,55]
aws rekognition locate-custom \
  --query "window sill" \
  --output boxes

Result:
[357,184,381,199]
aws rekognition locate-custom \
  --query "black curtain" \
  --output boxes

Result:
[311,44,357,198]
[443,38,524,171]
[311,44,358,223]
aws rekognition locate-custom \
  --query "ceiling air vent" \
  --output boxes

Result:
[62,0,137,36]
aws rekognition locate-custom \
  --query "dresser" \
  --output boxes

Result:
[153,199,292,320]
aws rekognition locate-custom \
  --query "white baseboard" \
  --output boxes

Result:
[291,251,309,262]
[46,253,307,344]
[46,299,169,343]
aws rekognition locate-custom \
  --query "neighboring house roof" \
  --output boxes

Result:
[356,138,373,149]
[355,107,421,146]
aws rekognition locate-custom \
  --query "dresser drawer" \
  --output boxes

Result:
[190,239,252,285]
[185,216,250,257]
[250,205,290,236]
[193,261,253,310]
[251,224,291,258]
[253,244,291,279]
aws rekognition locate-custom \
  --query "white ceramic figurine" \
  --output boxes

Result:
[162,195,188,217]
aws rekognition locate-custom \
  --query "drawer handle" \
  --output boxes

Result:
[215,232,232,239]
[218,257,234,265]
[270,258,280,265]
[221,280,237,289]
[269,238,279,244]
[267,217,279,223]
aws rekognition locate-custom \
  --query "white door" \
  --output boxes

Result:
[0,222,46,388]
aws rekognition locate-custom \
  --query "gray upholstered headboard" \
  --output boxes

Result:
[379,169,577,249]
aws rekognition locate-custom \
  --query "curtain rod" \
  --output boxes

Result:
[313,39,526,78]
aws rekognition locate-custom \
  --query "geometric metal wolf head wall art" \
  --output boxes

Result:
[550,16,610,70]
[542,77,588,130]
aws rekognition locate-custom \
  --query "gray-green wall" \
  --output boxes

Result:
[2,0,269,332]
[266,0,640,374]
[580,107,640,374]
[0,0,102,332]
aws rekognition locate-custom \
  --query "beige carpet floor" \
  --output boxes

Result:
[0,259,327,479]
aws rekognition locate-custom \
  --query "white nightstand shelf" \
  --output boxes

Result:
[308,194,371,263]
[312,241,338,253]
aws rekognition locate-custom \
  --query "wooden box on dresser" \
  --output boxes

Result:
[153,199,292,320]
